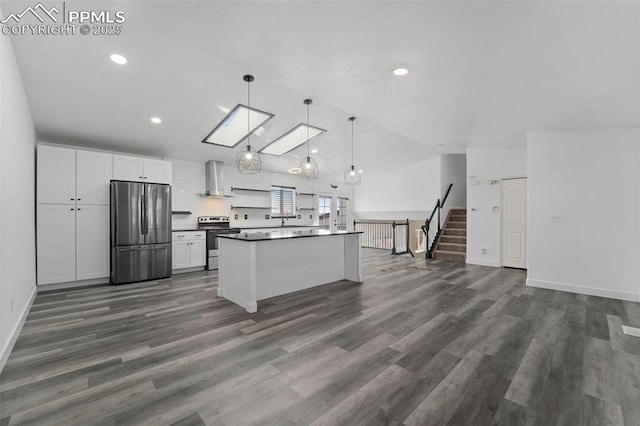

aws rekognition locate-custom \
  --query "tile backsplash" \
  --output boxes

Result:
[171,159,351,230]
[171,160,230,230]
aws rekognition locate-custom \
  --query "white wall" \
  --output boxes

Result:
[440,154,467,223]
[0,25,38,371]
[466,148,527,267]
[527,127,640,302]
[171,160,352,230]
[353,156,441,220]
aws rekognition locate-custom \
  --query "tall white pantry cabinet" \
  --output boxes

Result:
[36,144,172,286]
[37,145,112,285]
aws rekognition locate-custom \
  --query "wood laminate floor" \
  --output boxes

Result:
[2,249,640,425]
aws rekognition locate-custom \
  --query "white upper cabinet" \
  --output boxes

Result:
[76,150,113,205]
[113,155,172,184]
[37,145,76,204]
[142,158,172,184]
[113,154,145,182]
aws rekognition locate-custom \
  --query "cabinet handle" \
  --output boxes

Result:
[70,208,74,211]
[77,208,81,211]
[139,176,143,179]
[70,198,74,201]
[77,198,81,201]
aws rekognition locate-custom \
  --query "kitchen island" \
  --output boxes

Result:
[217,229,362,313]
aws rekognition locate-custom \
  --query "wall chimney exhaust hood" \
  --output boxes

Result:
[199,160,232,198]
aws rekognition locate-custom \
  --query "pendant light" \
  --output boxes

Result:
[236,75,262,174]
[344,116,361,185]
[298,98,320,180]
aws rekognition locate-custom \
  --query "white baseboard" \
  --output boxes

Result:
[526,278,640,302]
[0,285,37,373]
[172,267,205,274]
[466,258,500,268]
[38,277,109,292]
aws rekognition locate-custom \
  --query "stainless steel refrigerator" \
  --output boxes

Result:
[110,180,172,284]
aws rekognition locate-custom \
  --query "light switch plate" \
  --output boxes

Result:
[552,215,567,223]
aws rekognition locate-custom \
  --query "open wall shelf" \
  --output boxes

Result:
[231,187,271,194]
[231,206,270,210]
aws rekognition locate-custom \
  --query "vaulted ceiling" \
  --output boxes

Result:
[7,1,640,179]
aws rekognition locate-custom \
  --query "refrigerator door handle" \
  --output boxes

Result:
[144,184,150,236]
[139,191,145,236]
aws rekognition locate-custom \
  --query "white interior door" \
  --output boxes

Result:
[502,178,527,269]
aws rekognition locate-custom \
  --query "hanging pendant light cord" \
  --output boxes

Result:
[351,119,354,166]
[307,102,310,157]
[247,79,251,149]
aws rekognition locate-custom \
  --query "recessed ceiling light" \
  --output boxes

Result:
[288,167,302,174]
[358,170,363,173]
[311,148,318,154]
[392,66,409,76]
[110,53,127,65]
[150,117,162,124]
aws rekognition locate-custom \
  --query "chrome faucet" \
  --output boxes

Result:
[281,212,289,227]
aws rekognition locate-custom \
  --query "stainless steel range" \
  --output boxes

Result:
[197,216,240,270]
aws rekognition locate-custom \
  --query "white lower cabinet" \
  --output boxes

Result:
[189,240,206,267]
[76,205,110,280]
[37,204,76,285]
[172,241,190,269]
[172,232,206,270]
[37,203,110,285]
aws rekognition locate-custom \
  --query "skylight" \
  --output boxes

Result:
[202,104,274,148]
[259,124,326,156]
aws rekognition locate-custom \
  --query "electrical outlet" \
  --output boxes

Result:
[481,247,487,254]
[265,215,269,219]
[309,215,313,219]
[244,214,248,220]
[297,214,301,219]
[234,214,238,220]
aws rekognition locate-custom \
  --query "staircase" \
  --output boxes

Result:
[433,209,466,262]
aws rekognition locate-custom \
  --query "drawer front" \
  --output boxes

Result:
[172,231,206,241]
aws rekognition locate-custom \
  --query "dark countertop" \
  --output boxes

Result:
[218,229,362,242]
[173,225,322,232]
[237,225,323,230]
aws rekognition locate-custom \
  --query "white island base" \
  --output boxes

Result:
[217,230,362,313]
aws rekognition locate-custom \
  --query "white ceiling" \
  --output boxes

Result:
[7,0,640,179]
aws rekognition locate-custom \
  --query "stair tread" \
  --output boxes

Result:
[434,250,466,256]
[438,243,466,247]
